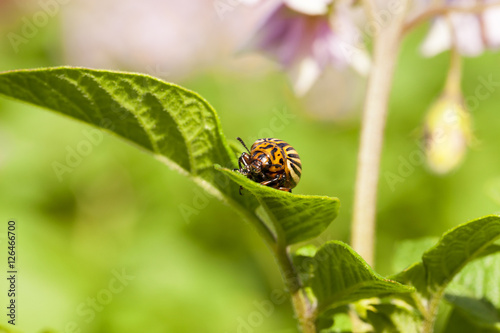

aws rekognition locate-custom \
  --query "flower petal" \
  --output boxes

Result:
[420,18,452,57]
[243,1,368,94]
[290,56,322,95]
[484,5,500,48]
[284,0,332,15]
[451,13,484,56]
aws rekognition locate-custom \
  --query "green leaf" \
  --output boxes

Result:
[390,238,438,300]
[309,241,414,313]
[366,303,422,333]
[422,215,500,290]
[317,310,352,333]
[216,167,340,245]
[447,252,500,309]
[444,295,500,329]
[393,216,500,294]
[0,67,260,217]
[390,216,500,333]
[442,306,500,333]
[392,237,438,274]
[293,245,318,285]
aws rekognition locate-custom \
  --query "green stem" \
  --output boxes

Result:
[291,289,316,333]
[242,207,315,332]
[422,290,445,333]
[275,245,316,332]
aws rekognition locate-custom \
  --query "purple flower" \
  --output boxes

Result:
[420,0,500,57]
[244,0,370,95]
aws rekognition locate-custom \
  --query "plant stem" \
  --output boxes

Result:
[291,290,316,333]
[422,290,444,333]
[275,245,316,332]
[403,2,500,35]
[351,1,409,266]
[444,48,462,97]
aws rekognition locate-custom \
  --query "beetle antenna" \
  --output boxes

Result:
[237,137,251,154]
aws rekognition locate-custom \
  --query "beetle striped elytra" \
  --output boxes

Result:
[235,137,301,194]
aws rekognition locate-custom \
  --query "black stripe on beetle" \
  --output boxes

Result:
[289,159,302,169]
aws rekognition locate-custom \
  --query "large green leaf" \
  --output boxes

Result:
[0,67,259,212]
[0,67,341,246]
[309,241,413,313]
[422,215,500,290]
[390,216,500,333]
[216,167,340,245]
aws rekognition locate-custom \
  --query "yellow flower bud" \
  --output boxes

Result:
[424,94,472,174]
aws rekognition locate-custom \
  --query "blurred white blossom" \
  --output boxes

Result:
[61,0,270,80]
[244,0,370,95]
[420,0,500,57]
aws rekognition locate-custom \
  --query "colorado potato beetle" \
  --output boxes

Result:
[235,137,302,193]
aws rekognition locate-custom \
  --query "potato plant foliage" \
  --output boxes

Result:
[1,67,499,333]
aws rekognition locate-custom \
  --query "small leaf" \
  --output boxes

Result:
[216,167,340,245]
[366,303,422,333]
[309,241,414,314]
[293,245,318,285]
[422,215,500,290]
[317,310,352,333]
[392,262,429,299]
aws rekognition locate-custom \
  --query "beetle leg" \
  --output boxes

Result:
[260,175,292,193]
[260,173,285,188]
[239,153,250,168]
[239,153,251,169]
[236,153,252,175]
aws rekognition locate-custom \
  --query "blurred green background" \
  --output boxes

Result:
[0,1,500,332]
